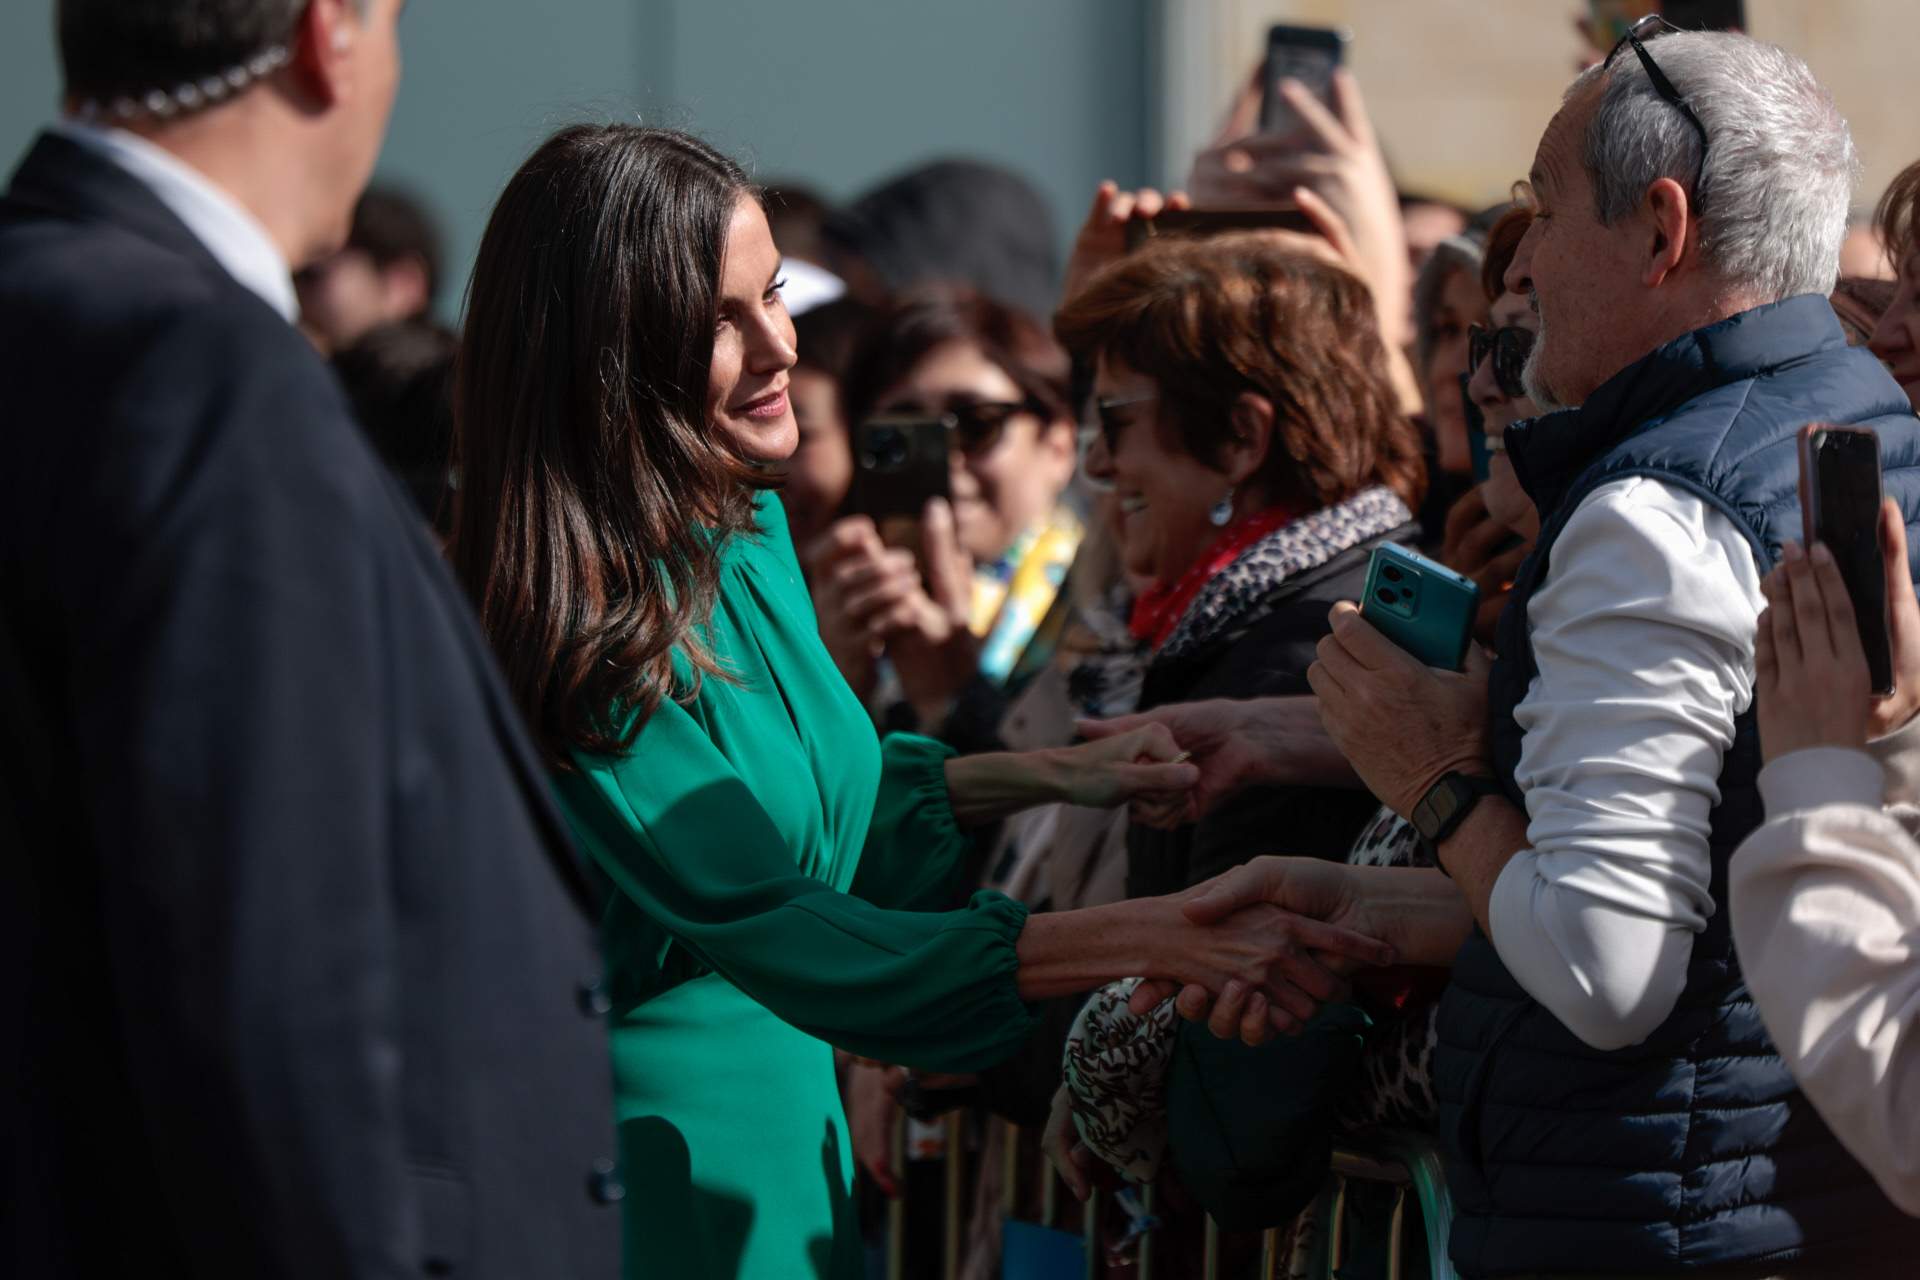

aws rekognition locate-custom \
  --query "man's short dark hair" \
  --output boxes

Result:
[350,187,444,311]
[58,1,308,105]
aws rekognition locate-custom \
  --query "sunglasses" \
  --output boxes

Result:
[1468,324,1536,400]
[882,398,1046,456]
[1602,14,1710,185]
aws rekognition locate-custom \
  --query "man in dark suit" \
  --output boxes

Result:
[0,3,621,1276]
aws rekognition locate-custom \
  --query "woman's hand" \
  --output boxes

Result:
[806,501,978,726]
[1757,540,1875,762]
[1061,181,1190,305]
[1186,68,1410,349]
[1050,723,1200,811]
[1129,859,1388,1039]
[1042,1083,1102,1203]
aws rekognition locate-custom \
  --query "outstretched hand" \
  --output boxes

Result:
[1077,699,1270,826]
[1127,857,1390,1043]
[1051,722,1202,810]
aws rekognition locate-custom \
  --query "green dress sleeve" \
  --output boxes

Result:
[849,733,977,912]
[563,701,1038,1075]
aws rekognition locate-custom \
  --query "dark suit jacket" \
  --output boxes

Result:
[0,133,621,1279]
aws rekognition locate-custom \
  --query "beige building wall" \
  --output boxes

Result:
[1160,0,1920,219]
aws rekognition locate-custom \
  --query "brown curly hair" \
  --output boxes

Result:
[1055,233,1426,513]
[1876,158,1920,270]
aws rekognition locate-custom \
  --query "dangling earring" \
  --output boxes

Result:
[1209,488,1236,528]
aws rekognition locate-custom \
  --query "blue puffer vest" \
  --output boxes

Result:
[1433,295,1920,1277]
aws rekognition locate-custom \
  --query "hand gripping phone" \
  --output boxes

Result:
[1260,24,1348,137]
[1798,422,1893,694]
[1360,543,1480,672]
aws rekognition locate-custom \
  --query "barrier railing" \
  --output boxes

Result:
[881,1113,1456,1280]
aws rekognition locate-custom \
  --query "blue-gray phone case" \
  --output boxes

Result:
[1359,543,1480,671]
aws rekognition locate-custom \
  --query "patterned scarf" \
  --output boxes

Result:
[1154,486,1414,663]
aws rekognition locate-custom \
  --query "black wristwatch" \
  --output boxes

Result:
[1411,773,1504,849]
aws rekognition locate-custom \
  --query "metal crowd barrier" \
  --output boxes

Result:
[881,1114,1457,1280]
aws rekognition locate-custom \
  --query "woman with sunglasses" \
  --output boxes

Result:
[808,289,1084,750]
[451,126,1397,1280]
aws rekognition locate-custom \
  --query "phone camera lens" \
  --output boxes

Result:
[1381,565,1403,583]
[1375,588,1396,605]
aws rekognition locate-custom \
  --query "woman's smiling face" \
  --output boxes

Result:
[1081,355,1240,587]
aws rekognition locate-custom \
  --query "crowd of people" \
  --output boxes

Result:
[8,3,1920,1279]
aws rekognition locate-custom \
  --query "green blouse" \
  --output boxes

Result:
[553,490,1037,1279]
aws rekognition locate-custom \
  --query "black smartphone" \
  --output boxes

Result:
[849,415,950,525]
[1798,423,1893,694]
[1260,25,1348,137]
[1660,0,1746,31]
[1123,205,1317,253]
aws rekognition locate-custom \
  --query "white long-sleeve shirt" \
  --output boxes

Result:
[1488,475,1764,1050]
[1730,723,1920,1216]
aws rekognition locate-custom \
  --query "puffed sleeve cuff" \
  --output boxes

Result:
[1868,715,1920,807]
[851,733,977,911]
[1759,748,1885,819]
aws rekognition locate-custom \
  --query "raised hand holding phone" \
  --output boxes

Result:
[1798,423,1893,693]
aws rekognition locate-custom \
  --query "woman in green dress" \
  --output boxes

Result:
[449,125,1396,1280]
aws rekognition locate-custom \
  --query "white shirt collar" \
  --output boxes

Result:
[50,118,300,324]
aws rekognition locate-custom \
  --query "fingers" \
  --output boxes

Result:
[1808,541,1863,663]
[1111,759,1202,793]
[1442,485,1490,545]
[1126,978,1180,1015]
[1290,185,1359,264]
[1214,64,1264,144]
[1074,712,1145,742]
[1166,190,1193,212]
[1329,68,1379,151]
[1119,721,1183,762]
[1289,915,1396,969]
[1206,979,1251,1040]
[1463,643,1494,681]
[919,498,971,622]
[1174,983,1215,1023]
[1784,542,1836,666]
[1755,609,1779,694]
[1179,861,1268,925]
[1762,560,1803,674]
[1277,76,1347,152]
[1327,601,1416,672]
[1238,991,1274,1048]
[1043,1086,1091,1203]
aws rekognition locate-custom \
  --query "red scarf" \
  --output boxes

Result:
[1128,505,1299,652]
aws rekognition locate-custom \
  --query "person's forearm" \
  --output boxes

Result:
[1013,897,1207,1000]
[1347,866,1476,967]
[944,749,1070,827]
[1434,794,1531,935]
[1249,696,1366,788]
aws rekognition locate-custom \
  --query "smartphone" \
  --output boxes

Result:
[1123,205,1318,253]
[1260,25,1348,137]
[1462,372,1492,485]
[1360,543,1480,672]
[849,415,950,525]
[1798,423,1893,694]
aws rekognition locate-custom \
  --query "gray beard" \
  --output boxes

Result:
[1520,306,1574,413]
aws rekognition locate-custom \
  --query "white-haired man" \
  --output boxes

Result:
[1126,21,1920,1276]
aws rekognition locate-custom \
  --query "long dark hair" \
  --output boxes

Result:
[450,124,765,767]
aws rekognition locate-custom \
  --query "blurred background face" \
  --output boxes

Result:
[1423,263,1487,475]
[871,338,1075,563]
[782,361,853,546]
[1870,240,1920,413]
[1470,288,1543,534]
[1083,355,1243,588]
[707,197,799,465]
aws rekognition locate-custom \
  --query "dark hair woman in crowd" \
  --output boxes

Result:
[449,124,1393,1280]
[808,289,1083,753]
